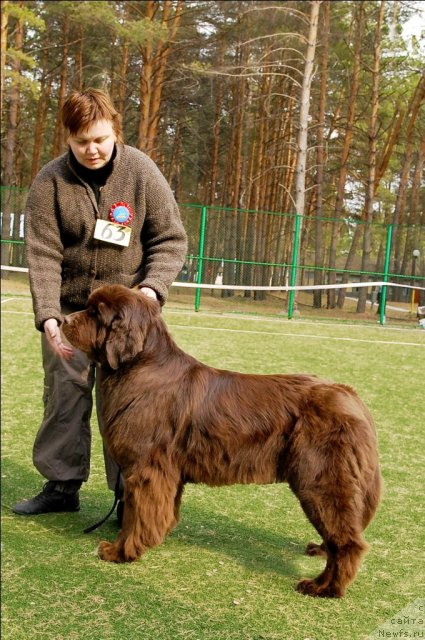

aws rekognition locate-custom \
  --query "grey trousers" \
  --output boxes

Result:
[32,316,119,492]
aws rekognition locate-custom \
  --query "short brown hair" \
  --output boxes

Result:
[61,88,124,143]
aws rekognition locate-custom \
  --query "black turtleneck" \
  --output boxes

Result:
[70,146,116,203]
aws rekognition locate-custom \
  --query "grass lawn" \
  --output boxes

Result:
[1,289,424,640]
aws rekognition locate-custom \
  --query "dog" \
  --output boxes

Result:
[62,284,381,598]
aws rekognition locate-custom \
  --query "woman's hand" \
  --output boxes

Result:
[44,318,74,360]
[139,287,158,300]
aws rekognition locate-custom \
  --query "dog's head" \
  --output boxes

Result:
[62,285,160,370]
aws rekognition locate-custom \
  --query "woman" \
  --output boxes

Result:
[13,88,187,518]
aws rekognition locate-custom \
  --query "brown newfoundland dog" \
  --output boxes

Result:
[62,284,381,598]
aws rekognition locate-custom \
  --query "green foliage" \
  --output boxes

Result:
[2,71,39,100]
[123,17,169,46]
[2,0,423,196]
[6,2,45,31]
[4,48,36,69]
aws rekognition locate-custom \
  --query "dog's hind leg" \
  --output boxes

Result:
[362,467,381,529]
[98,465,180,563]
[292,484,369,598]
[305,542,327,557]
[166,480,185,535]
[287,388,380,597]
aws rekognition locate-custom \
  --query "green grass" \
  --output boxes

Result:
[1,292,424,640]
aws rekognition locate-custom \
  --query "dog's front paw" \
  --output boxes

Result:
[98,540,123,563]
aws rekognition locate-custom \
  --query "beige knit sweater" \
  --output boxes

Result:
[25,144,187,330]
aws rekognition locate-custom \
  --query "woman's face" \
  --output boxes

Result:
[67,119,116,170]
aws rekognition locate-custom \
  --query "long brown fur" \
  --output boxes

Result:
[62,284,381,597]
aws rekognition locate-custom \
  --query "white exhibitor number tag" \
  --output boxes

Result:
[94,219,131,247]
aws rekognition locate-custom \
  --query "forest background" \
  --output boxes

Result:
[1,0,424,312]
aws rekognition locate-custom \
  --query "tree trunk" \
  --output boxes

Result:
[222,40,247,297]
[294,0,320,221]
[3,5,23,187]
[400,137,425,276]
[300,190,316,286]
[206,62,223,206]
[72,24,84,91]
[116,37,129,117]
[31,45,52,181]
[247,52,272,299]
[0,0,8,119]
[2,3,23,269]
[167,120,182,201]
[375,106,405,189]
[391,70,425,295]
[293,0,320,304]
[327,1,364,308]
[51,14,69,157]
[313,0,330,308]
[389,0,400,40]
[138,0,184,158]
[138,1,154,152]
[357,0,385,313]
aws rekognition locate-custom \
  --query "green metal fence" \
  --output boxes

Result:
[178,203,425,323]
[0,187,28,269]
[2,187,424,323]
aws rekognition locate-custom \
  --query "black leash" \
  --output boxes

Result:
[83,471,123,534]
[83,495,119,534]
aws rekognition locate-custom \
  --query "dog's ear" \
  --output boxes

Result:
[103,301,147,370]
[97,301,116,327]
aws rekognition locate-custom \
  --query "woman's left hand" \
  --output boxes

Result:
[139,287,158,300]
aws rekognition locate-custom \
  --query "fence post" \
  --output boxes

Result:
[379,223,393,325]
[288,214,302,319]
[195,205,208,312]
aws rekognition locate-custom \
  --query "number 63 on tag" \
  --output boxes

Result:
[94,219,132,247]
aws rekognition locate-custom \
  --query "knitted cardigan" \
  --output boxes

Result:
[25,144,187,330]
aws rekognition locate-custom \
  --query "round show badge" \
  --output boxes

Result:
[109,201,134,226]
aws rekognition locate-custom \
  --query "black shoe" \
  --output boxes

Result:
[12,481,80,515]
[117,500,124,528]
